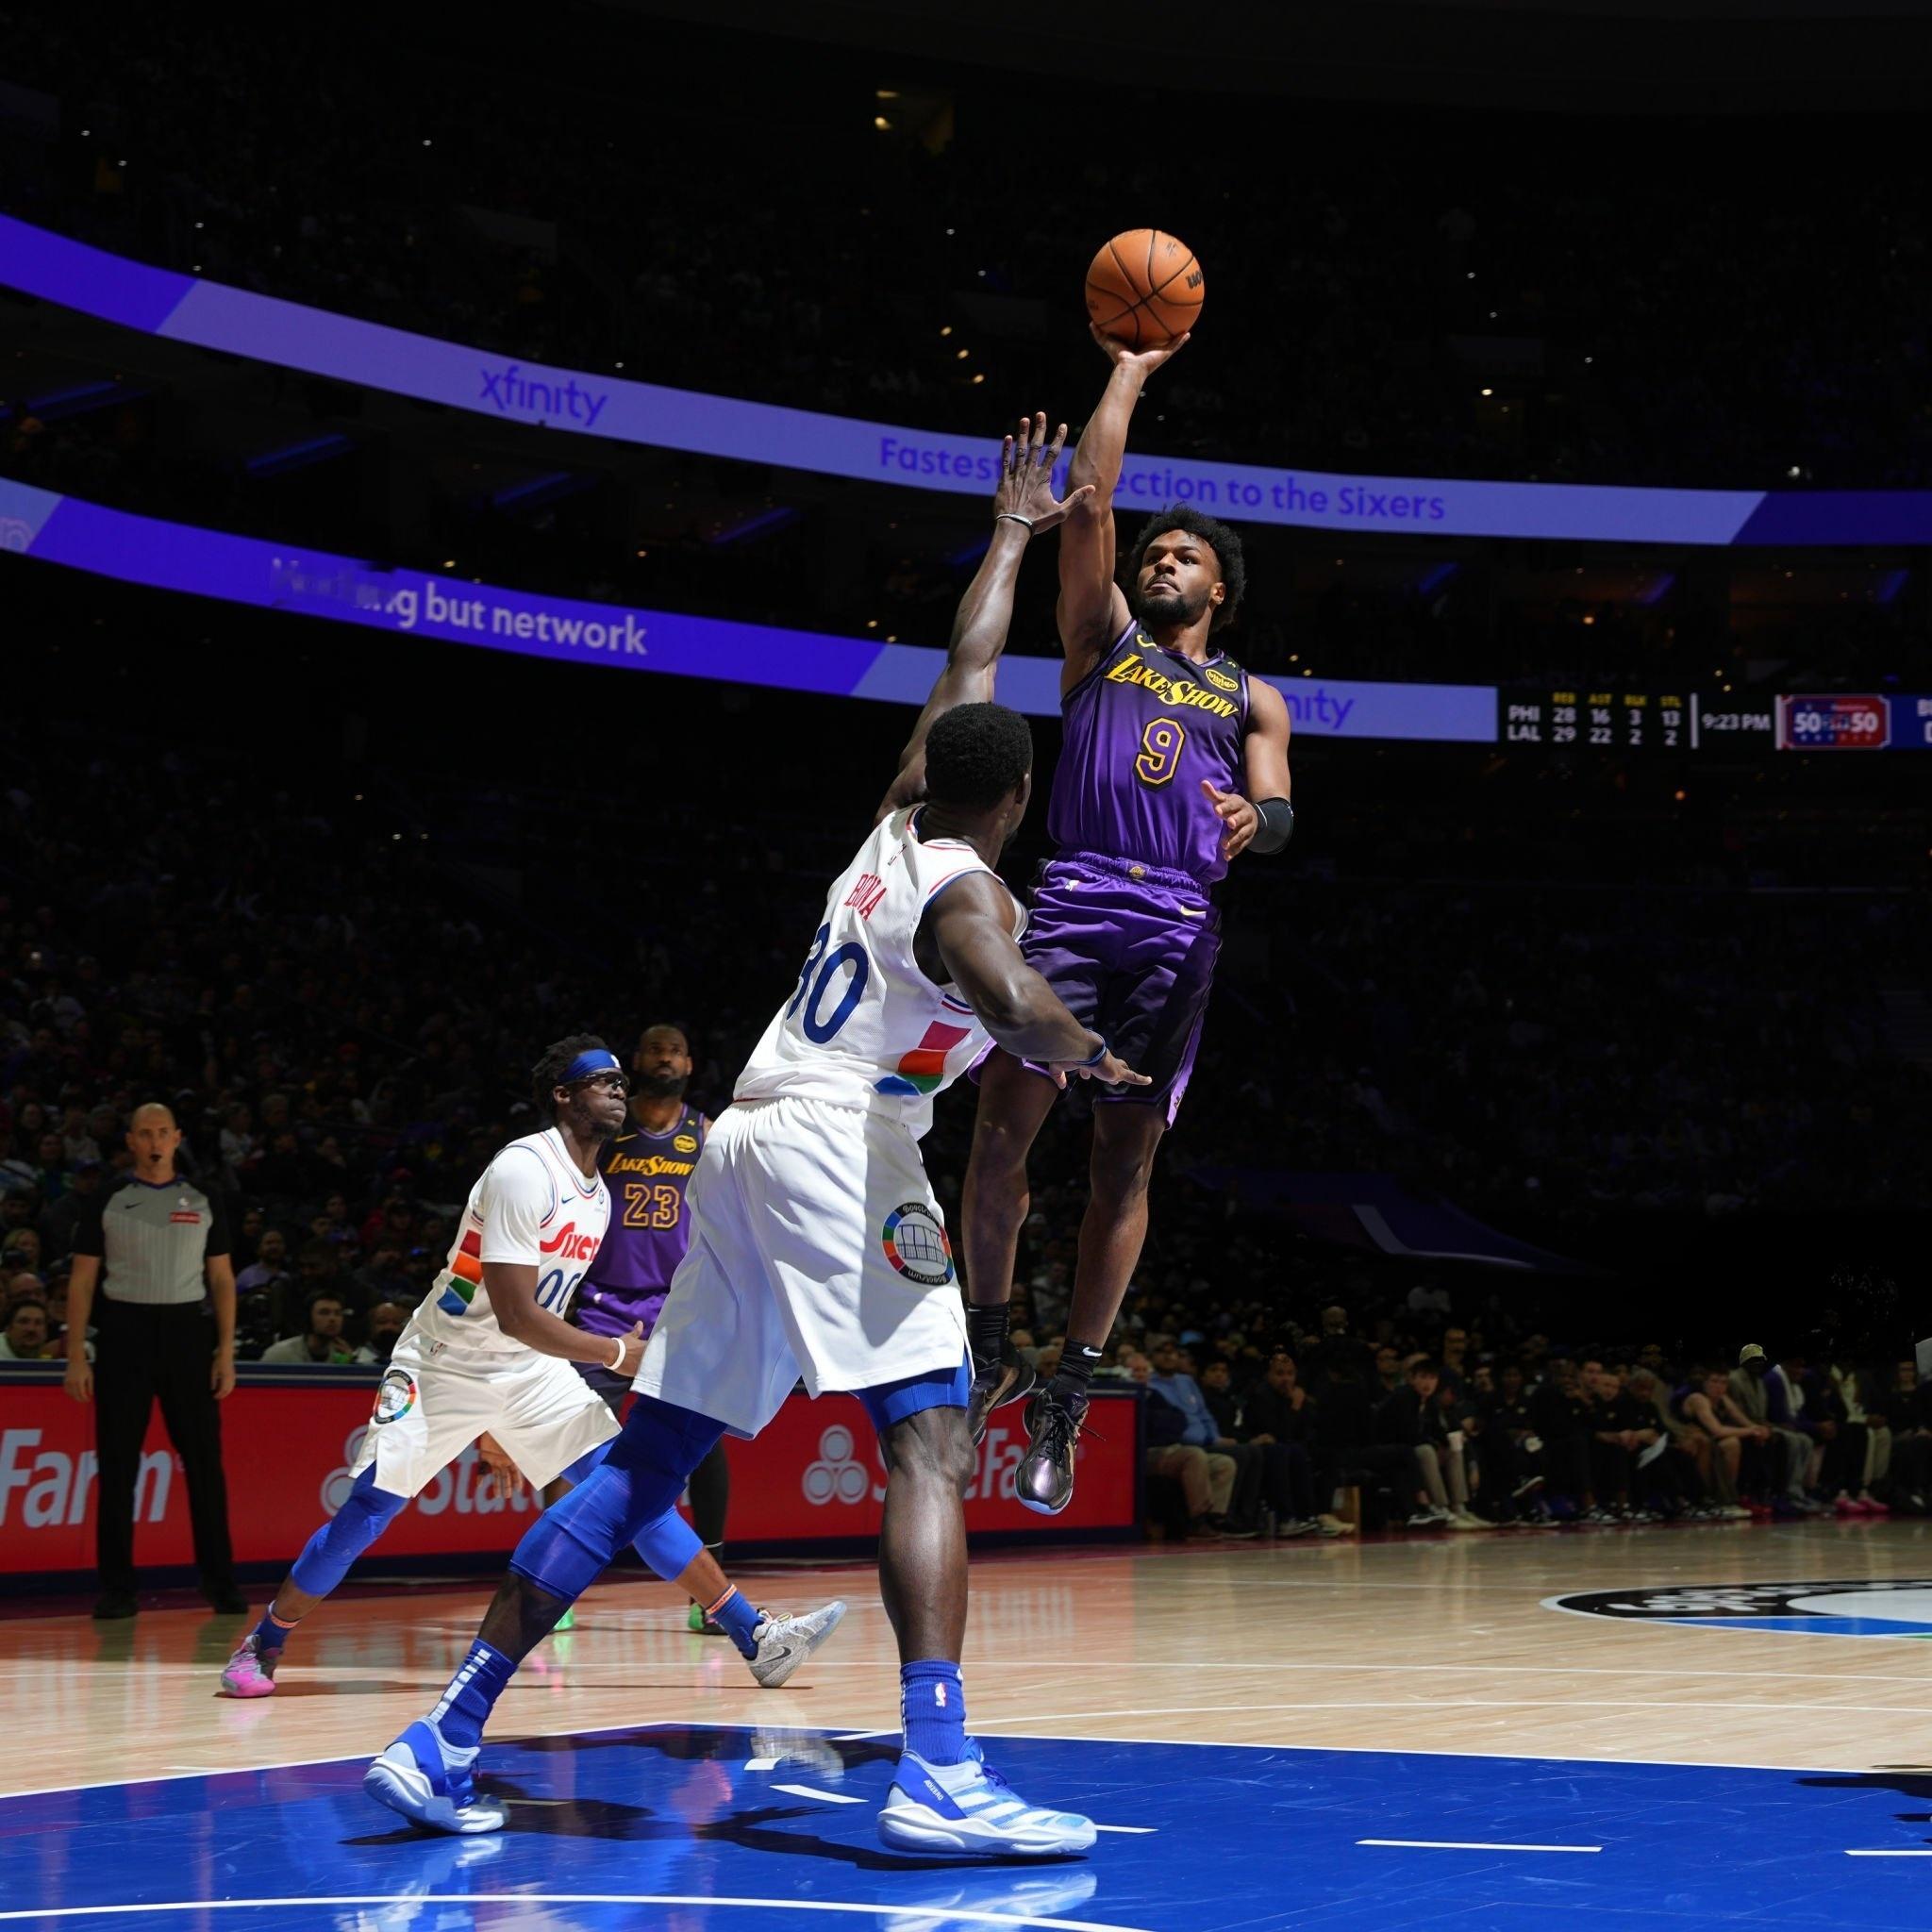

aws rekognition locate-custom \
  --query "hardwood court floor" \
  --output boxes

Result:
[9,1516,1932,1800]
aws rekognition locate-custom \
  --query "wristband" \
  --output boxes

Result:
[608,1334,627,1371]
[994,511,1035,531]
[1251,796,1295,855]
[1078,1037,1109,1069]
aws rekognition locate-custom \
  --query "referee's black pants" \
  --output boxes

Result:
[93,1299,237,1595]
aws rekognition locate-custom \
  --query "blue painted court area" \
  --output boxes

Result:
[5,1726,1932,1930]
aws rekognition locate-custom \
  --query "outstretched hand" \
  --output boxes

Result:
[992,411,1094,533]
[1045,1046,1152,1091]
[1202,778,1260,861]
[1090,322,1191,378]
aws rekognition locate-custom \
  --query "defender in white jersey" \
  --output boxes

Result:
[373,413,1143,1857]
[221,1036,844,1703]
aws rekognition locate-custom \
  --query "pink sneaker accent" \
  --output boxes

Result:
[220,1633,280,1697]
[1833,1494,1859,1517]
[1860,1494,1891,1516]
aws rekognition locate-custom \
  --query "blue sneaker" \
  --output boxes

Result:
[363,1719,508,1835]
[878,1743,1095,1857]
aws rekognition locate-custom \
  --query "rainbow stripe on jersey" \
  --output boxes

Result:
[436,1229,485,1314]
[874,1016,974,1100]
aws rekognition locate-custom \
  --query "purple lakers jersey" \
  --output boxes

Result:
[1047,620,1252,886]
[576,1107,707,1340]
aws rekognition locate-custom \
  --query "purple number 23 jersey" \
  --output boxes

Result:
[1046,621,1251,886]
[575,1107,707,1341]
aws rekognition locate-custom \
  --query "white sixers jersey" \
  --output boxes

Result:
[735,807,1024,1138]
[407,1127,609,1357]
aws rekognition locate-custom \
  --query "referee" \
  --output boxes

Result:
[63,1103,245,1620]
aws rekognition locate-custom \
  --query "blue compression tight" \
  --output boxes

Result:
[557,1441,707,1582]
[286,1466,409,1599]
[512,1397,725,1605]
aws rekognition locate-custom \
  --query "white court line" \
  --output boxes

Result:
[0,1897,1146,1929]
[1091,1825,1157,1835]
[744,1757,781,1772]
[1846,1849,1932,1857]
[772,1782,866,1805]
[1359,1839,1601,1854]
[978,1700,1932,1723]
[0,1716,1890,1800]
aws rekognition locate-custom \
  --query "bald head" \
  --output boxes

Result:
[127,1104,182,1177]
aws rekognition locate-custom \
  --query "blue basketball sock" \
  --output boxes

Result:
[251,1607,298,1653]
[703,1585,761,1660]
[900,1659,967,1766]
[428,1640,517,1753]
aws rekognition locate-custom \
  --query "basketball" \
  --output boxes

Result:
[1085,228,1205,349]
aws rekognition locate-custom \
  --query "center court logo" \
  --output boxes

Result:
[1546,1578,1932,1638]
[802,1425,870,1507]
[880,1202,954,1286]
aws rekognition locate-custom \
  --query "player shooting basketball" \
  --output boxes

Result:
[962,324,1295,1515]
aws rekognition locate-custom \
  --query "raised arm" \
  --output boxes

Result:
[1056,325,1191,690]
[877,412,1092,822]
[922,873,1146,1086]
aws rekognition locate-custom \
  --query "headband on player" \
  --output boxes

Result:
[561,1048,624,1084]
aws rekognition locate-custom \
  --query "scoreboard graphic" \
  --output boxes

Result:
[1501,690,1774,752]
[1504,690,1932,754]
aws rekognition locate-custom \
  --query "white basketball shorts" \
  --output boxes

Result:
[350,1330,619,1497]
[635,1095,970,1438]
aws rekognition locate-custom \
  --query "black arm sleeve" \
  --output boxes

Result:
[1250,796,1294,855]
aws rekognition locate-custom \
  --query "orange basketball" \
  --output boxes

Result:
[1084,229,1204,349]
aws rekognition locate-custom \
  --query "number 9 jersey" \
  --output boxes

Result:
[733,806,1024,1140]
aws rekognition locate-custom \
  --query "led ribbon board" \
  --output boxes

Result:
[7,216,1929,544]
[0,478,1496,742]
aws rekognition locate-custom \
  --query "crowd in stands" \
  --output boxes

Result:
[1005,1307,1931,1540]
[5,8,1930,491]
[2,680,1925,1438]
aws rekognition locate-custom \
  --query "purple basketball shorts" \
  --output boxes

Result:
[989,851,1221,1126]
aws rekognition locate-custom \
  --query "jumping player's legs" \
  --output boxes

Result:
[1018,882,1218,1513]
[960,1052,1060,1434]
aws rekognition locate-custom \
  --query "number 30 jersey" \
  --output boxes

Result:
[409,1127,609,1358]
[734,806,1024,1140]
[1047,619,1252,887]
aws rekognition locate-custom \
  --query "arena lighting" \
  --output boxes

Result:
[0,475,1496,744]
[12,217,1932,544]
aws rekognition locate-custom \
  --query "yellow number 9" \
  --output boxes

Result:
[1135,717,1188,787]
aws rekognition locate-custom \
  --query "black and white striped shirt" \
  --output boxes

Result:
[73,1174,232,1307]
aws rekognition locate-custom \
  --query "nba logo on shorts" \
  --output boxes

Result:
[880,1202,954,1286]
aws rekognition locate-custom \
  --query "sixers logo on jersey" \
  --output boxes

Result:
[540,1222,601,1263]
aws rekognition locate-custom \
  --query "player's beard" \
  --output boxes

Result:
[1131,580,1212,630]
[633,1071,688,1102]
